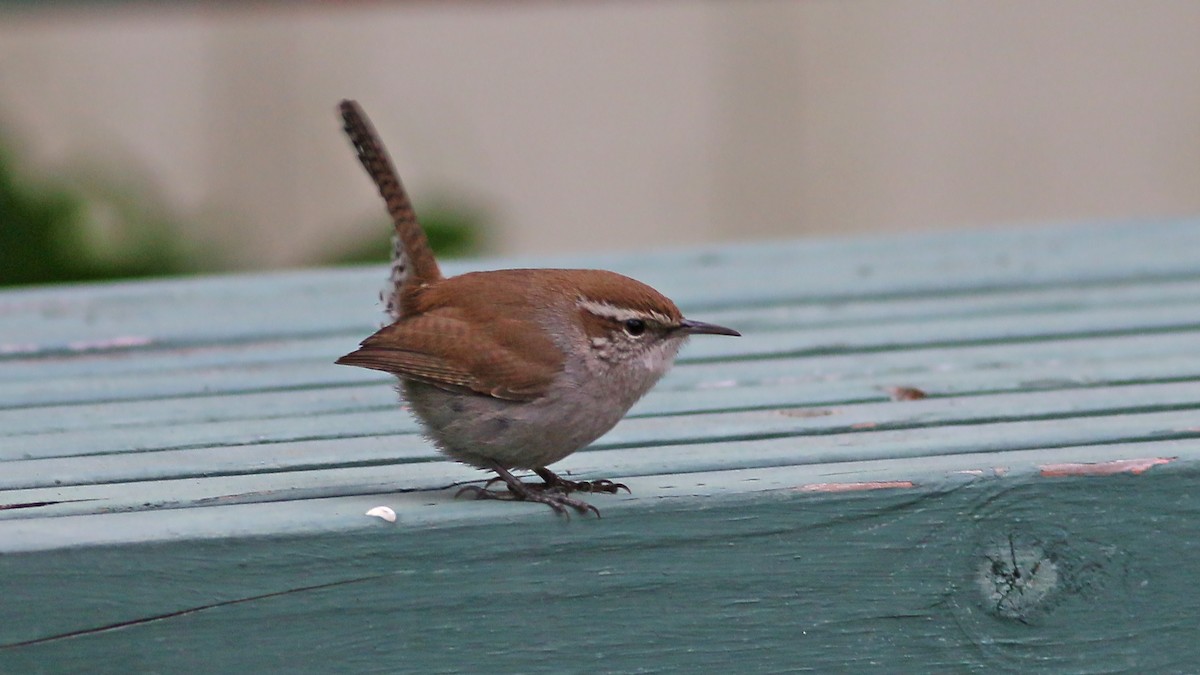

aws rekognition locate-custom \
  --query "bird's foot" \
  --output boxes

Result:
[534,467,630,495]
[456,463,600,518]
[479,468,629,495]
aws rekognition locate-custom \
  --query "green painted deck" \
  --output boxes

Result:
[2,219,1199,672]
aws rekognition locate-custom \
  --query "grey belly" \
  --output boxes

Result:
[400,380,629,470]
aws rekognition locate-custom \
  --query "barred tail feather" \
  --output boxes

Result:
[339,99,442,320]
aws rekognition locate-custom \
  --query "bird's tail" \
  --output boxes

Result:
[339,99,442,320]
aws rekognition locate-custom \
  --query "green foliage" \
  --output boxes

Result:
[0,146,189,287]
[0,140,483,286]
[329,201,484,265]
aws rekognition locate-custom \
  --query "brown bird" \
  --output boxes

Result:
[335,100,739,516]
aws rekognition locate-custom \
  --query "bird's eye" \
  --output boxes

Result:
[623,318,647,336]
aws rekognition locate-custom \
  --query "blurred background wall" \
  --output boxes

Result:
[1,0,1198,278]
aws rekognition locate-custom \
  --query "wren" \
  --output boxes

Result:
[335,100,739,516]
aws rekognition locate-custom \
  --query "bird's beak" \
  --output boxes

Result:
[677,319,741,337]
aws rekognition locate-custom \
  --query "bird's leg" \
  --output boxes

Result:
[534,467,630,495]
[456,462,600,518]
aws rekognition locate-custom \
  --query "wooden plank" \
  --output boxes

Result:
[5,347,1200,439]
[0,450,1194,672]
[4,282,1199,409]
[4,327,1199,420]
[3,218,1200,670]
[3,217,1200,351]
[4,269,1199,390]
[5,357,1200,464]
[3,399,1198,511]
[0,436,1189,550]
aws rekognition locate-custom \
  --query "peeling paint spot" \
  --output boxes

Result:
[697,379,738,390]
[67,336,153,352]
[797,481,916,493]
[1039,457,1174,478]
[850,422,878,430]
[0,343,40,355]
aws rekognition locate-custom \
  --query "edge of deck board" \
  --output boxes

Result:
[0,451,1194,672]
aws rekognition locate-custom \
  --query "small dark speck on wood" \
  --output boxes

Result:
[886,386,928,401]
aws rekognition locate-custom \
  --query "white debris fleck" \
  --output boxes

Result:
[365,506,397,523]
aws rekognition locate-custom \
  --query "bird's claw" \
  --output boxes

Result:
[457,474,600,518]
[534,468,630,495]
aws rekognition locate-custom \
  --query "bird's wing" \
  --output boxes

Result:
[335,312,563,401]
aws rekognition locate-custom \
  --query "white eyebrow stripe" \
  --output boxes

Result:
[577,299,673,325]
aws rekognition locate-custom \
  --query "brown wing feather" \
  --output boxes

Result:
[335,350,476,390]
[336,311,562,401]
